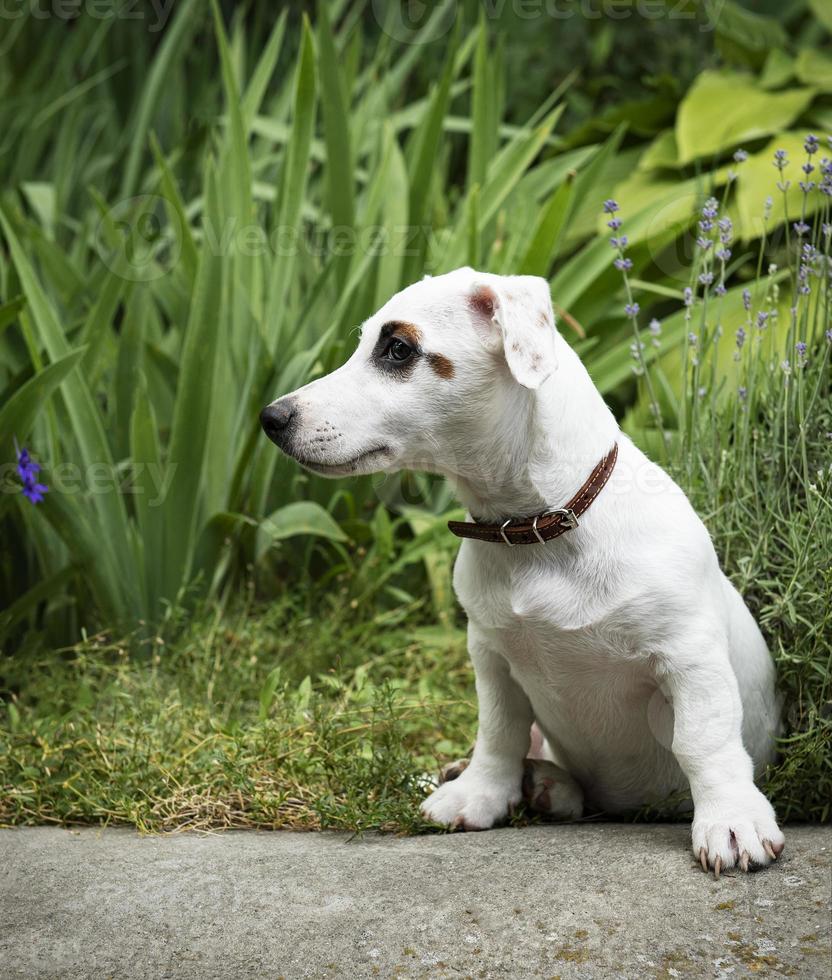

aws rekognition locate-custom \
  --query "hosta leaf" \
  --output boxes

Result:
[676,70,815,165]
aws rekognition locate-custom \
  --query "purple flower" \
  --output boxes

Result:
[648,318,661,336]
[757,311,769,329]
[802,162,815,175]
[702,197,719,219]
[715,283,726,296]
[698,271,714,286]
[804,134,819,155]
[614,257,633,271]
[738,386,747,401]
[733,149,748,163]
[826,329,832,343]
[625,302,640,317]
[796,341,808,366]
[15,445,48,505]
[696,237,712,250]
[607,218,622,231]
[716,247,731,262]
[774,148,788,170]
[742,288,751,311]
[683,287,693,307]
[603,199,619,214]
[688,332,698,345]
[736,327,746,348]
[794,221,810,236]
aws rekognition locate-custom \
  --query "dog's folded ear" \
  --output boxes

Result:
[469,276,558,389]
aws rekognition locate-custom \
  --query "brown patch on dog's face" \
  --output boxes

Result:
[427,352,455,380]
[386,321,422,346]
[537,310,550,328]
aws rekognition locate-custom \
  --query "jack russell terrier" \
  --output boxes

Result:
[260,267,784,876]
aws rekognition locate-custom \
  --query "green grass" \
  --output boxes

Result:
[0,592,476,832]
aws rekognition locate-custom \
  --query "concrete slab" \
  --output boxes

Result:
[0,824,829,979]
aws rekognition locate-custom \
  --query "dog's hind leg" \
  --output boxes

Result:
[522,759,584,819]
[438,737,583,821]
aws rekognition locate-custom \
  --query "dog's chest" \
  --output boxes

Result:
[454,542,611,648]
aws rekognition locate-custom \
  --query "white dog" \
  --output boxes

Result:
[261,267,785,876]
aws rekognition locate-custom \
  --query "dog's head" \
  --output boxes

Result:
[260,267,559,478]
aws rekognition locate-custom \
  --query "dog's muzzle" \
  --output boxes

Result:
[260,397,298,449]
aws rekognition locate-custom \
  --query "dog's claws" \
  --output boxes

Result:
[739,850,750,873]
[713,855,722,880]
[763,839,777,861]
[699,847,708,873]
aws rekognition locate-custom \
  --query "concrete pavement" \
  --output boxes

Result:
[1,824,830,978]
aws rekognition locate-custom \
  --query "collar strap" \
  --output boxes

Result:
[448,442,618,546]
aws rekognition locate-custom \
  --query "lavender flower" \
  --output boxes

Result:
[625,302,640,317]
[736,327,746,349]
[603,199,619,214]
[715,283,726,296]
[733,149,748,163]
[738,386,747,401]
[796,341,808,366]
[698,271,714,286]
[742,288,751,311]
[607,217,622,231]
[683,287,693,308]
[16,446,48,505]
[826,329,832,343]
[794,221,810,237]
[773,148,788,170]
[688,332,698,345]
[757,311,769,329]
[614,257,633,271]
[804,134,819,155]
[648,318,661,336]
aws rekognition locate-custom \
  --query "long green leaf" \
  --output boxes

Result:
[264,16,318,350]
[0,347,86,459]
[163,164,224,599]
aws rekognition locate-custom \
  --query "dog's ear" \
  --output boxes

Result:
[468,276,557,389]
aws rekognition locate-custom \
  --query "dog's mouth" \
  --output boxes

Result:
[292,445,393,478]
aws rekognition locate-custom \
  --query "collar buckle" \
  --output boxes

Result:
[551,508,579,531]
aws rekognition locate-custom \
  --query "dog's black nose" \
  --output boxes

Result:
[260,398,298,447]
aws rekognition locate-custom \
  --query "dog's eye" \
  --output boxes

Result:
[386,338,413,363]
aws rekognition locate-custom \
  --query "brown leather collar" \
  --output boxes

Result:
[448,443,618,545]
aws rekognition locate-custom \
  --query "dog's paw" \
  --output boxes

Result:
[692,785,785,877]
[521,759,584,820]
[421,770,521,831]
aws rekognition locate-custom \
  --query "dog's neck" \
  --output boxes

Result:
[448,339,620,524]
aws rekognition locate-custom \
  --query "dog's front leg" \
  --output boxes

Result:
[662,638,785,875]
[421,627,531,830]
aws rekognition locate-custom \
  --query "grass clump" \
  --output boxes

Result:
[0,594,476,832]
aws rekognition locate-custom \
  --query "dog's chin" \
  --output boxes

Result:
[291,445,396,479]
